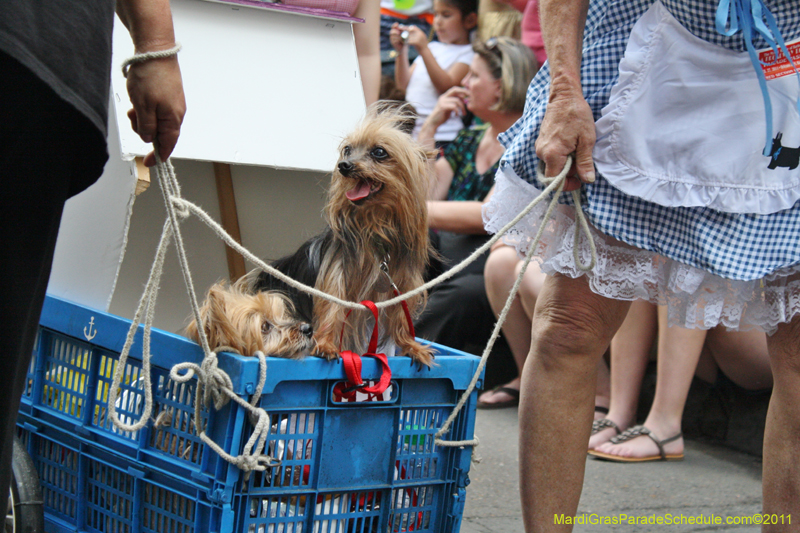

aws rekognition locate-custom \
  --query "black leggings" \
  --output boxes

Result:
[0,51,106,500]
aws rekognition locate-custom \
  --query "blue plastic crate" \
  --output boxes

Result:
[18,295,483,533]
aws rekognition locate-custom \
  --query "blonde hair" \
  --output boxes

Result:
[473,37,537,113]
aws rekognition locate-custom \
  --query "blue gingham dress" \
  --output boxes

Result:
[483,0,800,332]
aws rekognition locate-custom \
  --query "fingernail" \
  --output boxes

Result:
[142,134,153,143]
[586,171,596,183]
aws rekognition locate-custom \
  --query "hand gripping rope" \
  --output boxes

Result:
[107,50,596,469]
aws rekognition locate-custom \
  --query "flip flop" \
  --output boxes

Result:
[477,386,520,409]
[588,425,684,462]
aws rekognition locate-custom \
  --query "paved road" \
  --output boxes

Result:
[461,407,765,532]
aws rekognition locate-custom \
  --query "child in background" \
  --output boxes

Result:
[390,0,478,145]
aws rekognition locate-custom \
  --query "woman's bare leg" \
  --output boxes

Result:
[481,246,545,405]
[519,274,630,531]
[763,316,800,525]
[593,306,704,459]
[704,327,771,391]
[588,300,656,449]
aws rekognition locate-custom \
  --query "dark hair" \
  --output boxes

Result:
[436,0,478,18]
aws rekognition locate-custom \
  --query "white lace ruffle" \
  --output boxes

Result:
[482,166,800,334]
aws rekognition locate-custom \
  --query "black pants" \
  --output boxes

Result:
[0,51,106,501]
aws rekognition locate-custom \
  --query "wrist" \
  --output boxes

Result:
[548,72,583,101]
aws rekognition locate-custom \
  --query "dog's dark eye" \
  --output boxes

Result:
[370,147,388,160]
[261,322,272,335]
[343,145,351,157]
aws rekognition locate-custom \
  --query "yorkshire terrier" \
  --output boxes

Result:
[185,279,314,358]
[249,102,436,367]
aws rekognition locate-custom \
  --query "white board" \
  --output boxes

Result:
[111,0,366,171]
[47,93,138,311]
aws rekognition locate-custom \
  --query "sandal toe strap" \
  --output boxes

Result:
[591,418,621,435]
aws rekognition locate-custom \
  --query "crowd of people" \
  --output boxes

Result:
[3,0,799,528]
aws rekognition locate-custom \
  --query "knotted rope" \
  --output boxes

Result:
[106,89,596,466]
[108,147,280,473]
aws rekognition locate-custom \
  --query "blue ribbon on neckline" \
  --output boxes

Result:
[716,0,800,156]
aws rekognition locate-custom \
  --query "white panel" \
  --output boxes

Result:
[110,0,366,171]
[47,94,137,311]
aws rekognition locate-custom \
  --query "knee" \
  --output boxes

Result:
[531,295,617,365]
[769,319,800,377]
[484,246,519,294]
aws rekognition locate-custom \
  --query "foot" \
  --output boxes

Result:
[591,424,684,461]
[588,415,627,451]
[477,380,520,409]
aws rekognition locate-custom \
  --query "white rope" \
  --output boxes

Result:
[121,43,182,78]
[106,127,594,467]
[169,156,594,310]
[434,158,595,448]
[108,146,279,472]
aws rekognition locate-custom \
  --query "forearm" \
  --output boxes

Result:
[418,48,458,94]
[539,0,588,95]
[353,1,381,105]
[116,0,177,51]
[395,51,411,90]
[418,119,438,151]
[427,201,488,234]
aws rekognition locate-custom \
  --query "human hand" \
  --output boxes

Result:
[426,86,468,129]
[125,53,186,167]
[535,86,595,192]
[402,25,428,50]
[389,22,406,52]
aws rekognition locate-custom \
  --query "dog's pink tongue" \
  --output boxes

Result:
[346,180,371,201]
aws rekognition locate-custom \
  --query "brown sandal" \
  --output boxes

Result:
[591,418,621,436]
[588,425,684,462]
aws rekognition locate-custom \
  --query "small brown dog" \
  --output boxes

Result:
[251,102,436,367]
[185,279,314,358]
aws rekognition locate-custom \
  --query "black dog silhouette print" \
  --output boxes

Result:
[768,132,800,170]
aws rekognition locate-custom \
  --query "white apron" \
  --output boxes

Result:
[593,0,800,215]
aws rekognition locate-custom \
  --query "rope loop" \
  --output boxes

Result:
[122,43,182,78]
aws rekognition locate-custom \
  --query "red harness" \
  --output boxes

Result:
[332,294,414,402]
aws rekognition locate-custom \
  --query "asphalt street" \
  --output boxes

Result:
[461,407,765,533]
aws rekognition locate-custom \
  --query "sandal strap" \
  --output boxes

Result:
[610,425,683,460]
[591,418,620,435]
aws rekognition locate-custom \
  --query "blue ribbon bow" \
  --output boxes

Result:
[716,0,800,156]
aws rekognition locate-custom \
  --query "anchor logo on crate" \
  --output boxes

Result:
[83,317,97,341]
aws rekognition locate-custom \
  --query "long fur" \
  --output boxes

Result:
[253,102,437,366]
[186,279,314,358]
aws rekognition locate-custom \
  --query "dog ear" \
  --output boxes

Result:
[370,100,417,135]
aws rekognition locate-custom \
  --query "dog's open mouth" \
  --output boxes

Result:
[345,178,383,203]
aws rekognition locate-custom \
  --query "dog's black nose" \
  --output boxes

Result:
[338,160,354,176]
[300,323,313,338]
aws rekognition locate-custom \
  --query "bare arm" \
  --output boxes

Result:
[403,26,467,94]
[418,86,468,150]
[535,0,595,189]
[427,186,495,233]
[429,158,454,200]
[391,23,413,90]
[353,0,381,105]
[116,0,186,166]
